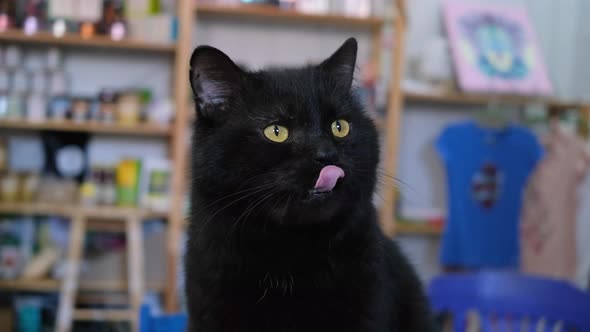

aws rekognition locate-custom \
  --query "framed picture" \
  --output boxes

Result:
[443,1,552,95]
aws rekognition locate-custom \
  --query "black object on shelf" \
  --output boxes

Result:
[42,131,89,183]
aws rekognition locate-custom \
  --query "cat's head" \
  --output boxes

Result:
[189,38,379,225]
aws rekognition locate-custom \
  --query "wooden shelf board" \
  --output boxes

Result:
[0,29,176,53]
[396,222,443,236]
[77,293,130,306]
[73,309,134,321]
[404,91,583,109]
[0,119,172,137]
[0,202,168,220]
[79,281,166,292]
[196,4,383,29]
[0,279,165,292]
[0,279,60,291]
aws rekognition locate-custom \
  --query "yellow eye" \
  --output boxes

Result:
[331,119,350,138]
[263,125,289,143]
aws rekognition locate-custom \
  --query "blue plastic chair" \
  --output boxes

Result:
[428,272,590,332]
[140,305,188,332]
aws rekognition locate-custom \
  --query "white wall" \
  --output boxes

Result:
[194,19,374,69]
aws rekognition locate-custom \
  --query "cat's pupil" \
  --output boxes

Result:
[274,125,279,136]
[336,121,342,132]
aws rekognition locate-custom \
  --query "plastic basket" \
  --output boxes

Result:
[429,272,590,331]
[140,305,188,332]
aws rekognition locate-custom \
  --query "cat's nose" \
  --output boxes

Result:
[314,144,338,165]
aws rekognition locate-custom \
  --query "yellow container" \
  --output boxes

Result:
[116,159,141,206]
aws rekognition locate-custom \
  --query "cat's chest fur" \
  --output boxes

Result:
[185,212,394,332]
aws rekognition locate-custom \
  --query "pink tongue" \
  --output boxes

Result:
[314,165,345,193]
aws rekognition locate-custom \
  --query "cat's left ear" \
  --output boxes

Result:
[189,45,244,118]
[320,38,358,90]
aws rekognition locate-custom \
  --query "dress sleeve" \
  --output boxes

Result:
[436,126,455,164]
[527,130,544,168]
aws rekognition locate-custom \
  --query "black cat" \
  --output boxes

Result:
[186,38,434,332]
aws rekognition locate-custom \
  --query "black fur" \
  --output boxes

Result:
[186,38,434,332]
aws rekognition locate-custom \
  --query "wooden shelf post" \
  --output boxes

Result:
[55,213,147,332]
[127,215,145,331]
[56,213,86,332]
[165,0,194,312]
[378,0,407,237]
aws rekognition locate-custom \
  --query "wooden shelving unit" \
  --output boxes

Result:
[0,119,172,137]
[0,2,193,320]
[0,29,176,53]
[196,3,383,29]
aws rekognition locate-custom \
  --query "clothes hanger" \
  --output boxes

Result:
[484,94,507,128]
[476,76,511,129]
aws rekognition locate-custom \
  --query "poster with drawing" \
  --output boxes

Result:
[443,1,552,95]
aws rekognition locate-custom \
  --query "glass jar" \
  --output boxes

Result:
[6,92,25,119]
[26,93,47,123]
[99,89,118,124]
[71,99,90,123]
[117,92,141,125]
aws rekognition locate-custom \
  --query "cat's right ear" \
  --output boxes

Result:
[189,46,243,118]
[320,38,358,90]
